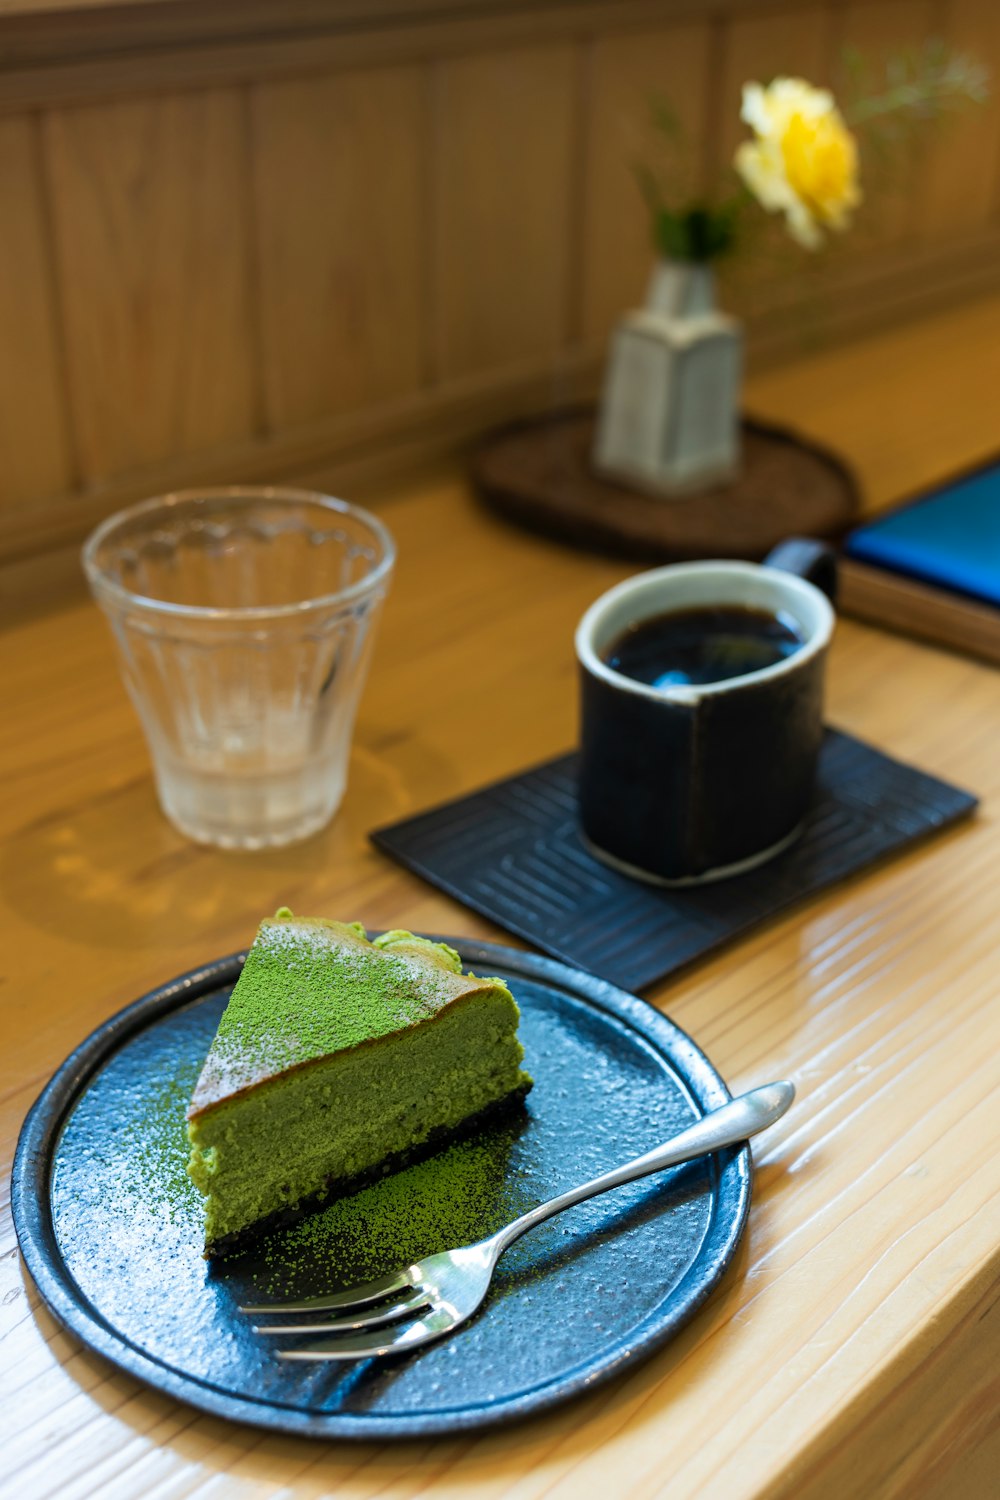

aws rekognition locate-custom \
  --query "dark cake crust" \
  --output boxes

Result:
[204,1082,532,1258]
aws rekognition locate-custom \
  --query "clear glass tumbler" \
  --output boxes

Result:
[83,488,395,850]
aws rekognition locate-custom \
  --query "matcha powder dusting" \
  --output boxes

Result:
[259,1125,534,1296]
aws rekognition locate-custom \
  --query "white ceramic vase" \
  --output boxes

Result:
[593,260,743,497]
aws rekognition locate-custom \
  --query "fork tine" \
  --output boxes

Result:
[239,1266,415,1315]
[252,1288,431,1336]
[276,1307,456,1361]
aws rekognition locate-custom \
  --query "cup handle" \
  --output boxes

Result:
[763,537,838,605]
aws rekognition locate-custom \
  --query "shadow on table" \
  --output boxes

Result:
[0,726,458,951]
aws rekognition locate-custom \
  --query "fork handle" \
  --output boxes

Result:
[490,1081,794,1257]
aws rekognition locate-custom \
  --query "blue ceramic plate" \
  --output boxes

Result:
[12,940,750,1439]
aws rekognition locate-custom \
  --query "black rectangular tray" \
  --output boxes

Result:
[371,729,976,993]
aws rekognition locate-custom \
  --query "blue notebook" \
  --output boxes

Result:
[844,463,1000,609]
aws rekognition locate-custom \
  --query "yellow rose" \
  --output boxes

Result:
[734,78,861,249]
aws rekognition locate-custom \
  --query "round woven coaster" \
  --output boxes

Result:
[473,408,860,562]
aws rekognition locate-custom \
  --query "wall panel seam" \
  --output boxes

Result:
[426,56,446,388]
[239,81,269,441]
[418,57,436,392]
[701,11,728,198]
[565,33,593,348]
[31,106,80,498]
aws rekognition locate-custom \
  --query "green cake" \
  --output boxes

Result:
[186,911,531,1254]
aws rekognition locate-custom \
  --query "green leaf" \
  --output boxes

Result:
[653,203,742,263]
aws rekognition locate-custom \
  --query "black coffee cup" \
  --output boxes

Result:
[575,540,836,885]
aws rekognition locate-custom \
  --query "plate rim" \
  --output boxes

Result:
[12,937,752,1440]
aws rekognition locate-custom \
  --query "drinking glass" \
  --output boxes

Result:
[83,488,395,850]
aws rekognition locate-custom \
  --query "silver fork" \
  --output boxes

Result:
[241,1079,794,1361]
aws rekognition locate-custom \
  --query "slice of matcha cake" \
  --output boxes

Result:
[186,911,531,1254]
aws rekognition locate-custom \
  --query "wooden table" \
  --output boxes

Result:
[3,297,1000,1499]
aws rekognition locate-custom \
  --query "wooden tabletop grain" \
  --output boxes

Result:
[3,297,1000,1500]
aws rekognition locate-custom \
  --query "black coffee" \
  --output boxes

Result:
[604,605,805,689]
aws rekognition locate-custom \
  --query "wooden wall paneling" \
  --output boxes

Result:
[251,66,425,432]
[918,0,1000,239]
[580,21,713,342]
[837,0,939,250]
[431,43,577,382]
[0,115,74,511]
[42,88,257,484]
[1,0,1000,580]
[0,1,775,114]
